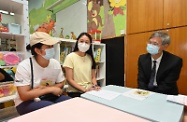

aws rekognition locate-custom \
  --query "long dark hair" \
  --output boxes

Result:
[26,43,43,56]
[73,32,96,69]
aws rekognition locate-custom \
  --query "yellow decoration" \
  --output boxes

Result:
[11,67,17,73]
[109,0,126,8]
[94,48,101,63]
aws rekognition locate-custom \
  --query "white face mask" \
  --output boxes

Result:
[42,47,55,60]
[78,42,90,52]
[146,44,160,55]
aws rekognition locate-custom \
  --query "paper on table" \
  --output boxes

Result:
[167,94,187,106]
[87,89,121,100]
[122,89,153,101]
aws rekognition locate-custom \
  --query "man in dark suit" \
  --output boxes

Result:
[138,31,182,95]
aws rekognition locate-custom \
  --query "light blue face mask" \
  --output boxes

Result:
[146,44,160,55]
[42,47,55,60]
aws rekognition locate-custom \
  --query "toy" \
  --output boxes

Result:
[71,32,76,40]
[0,82,16,98]
[88,30,101,43]
[35,19,55,34]
[59,28,64,38]
[3,52,20,65]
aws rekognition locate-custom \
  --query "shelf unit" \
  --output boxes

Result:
[54,37,106,87]
[0,0,30,68]
[0,0,29,103]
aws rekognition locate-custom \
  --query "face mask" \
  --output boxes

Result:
[78,42,90,52]
[42,47,55,60]
[146,44,160,55]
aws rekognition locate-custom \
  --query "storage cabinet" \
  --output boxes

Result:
[0,0,29,68]
[127,0,163,34]
[163,0,187,29]
[127,0,187,34]
[0,0,29,103]
[54,38,106,87]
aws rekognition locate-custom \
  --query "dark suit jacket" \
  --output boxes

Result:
[138,51,182,95]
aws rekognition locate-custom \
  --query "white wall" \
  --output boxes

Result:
[28,0,44,12]
[55,0,87,38]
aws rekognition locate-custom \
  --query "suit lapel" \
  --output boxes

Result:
[145,54,152,77]
[156,51,167,82]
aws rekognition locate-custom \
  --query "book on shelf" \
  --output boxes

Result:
[60,44,73,64]
[95,64,100,78]
[94,48,101,63]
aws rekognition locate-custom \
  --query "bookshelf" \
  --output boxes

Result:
[0,0,29,68]
[54,38,106,87]
[0,0,29,103]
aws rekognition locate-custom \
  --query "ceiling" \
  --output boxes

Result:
[46,0,79,13]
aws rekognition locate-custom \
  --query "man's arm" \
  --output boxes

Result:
[138,56,148,90]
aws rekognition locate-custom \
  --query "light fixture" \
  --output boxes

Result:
[0,10,15,16]
[0,10,9,15]
[10,12,15,16]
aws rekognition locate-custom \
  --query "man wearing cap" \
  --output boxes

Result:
[14,32,71,115]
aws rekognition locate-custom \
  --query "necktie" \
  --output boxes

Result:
[148,61,157,89]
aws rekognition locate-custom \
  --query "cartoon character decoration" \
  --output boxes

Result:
[109,0,126,16]
[87,0,103,32]
[35,19,55,35]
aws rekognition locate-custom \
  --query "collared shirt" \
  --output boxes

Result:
[151,52,163,86]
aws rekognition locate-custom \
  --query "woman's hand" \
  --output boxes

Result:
[87,85,101,92]
[50,87,62,96]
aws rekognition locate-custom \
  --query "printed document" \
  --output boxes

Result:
[167,94,187,106]
[87,89,121,100]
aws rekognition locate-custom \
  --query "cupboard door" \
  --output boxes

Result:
[125,32,153,87]
[164,0,187,28]
[165,27,187,95]
[127,0,163,34]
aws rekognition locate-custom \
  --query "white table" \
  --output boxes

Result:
[81,85,184,122]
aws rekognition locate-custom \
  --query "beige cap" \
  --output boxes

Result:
[30,32,60,47]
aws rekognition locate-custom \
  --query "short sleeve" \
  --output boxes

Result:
[63,53,74,69]
[14,62,31,87]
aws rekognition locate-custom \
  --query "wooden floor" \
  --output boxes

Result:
[0,106,19,121]
[0,101,19,122]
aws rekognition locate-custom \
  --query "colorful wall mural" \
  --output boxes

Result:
[29,0,79,34]
[87,0,126,38]
[29,0,126,38]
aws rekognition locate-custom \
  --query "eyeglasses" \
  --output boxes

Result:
[147,40,161,46]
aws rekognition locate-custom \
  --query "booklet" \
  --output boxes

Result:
[122,89,153,101]
[167,94,187,106]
